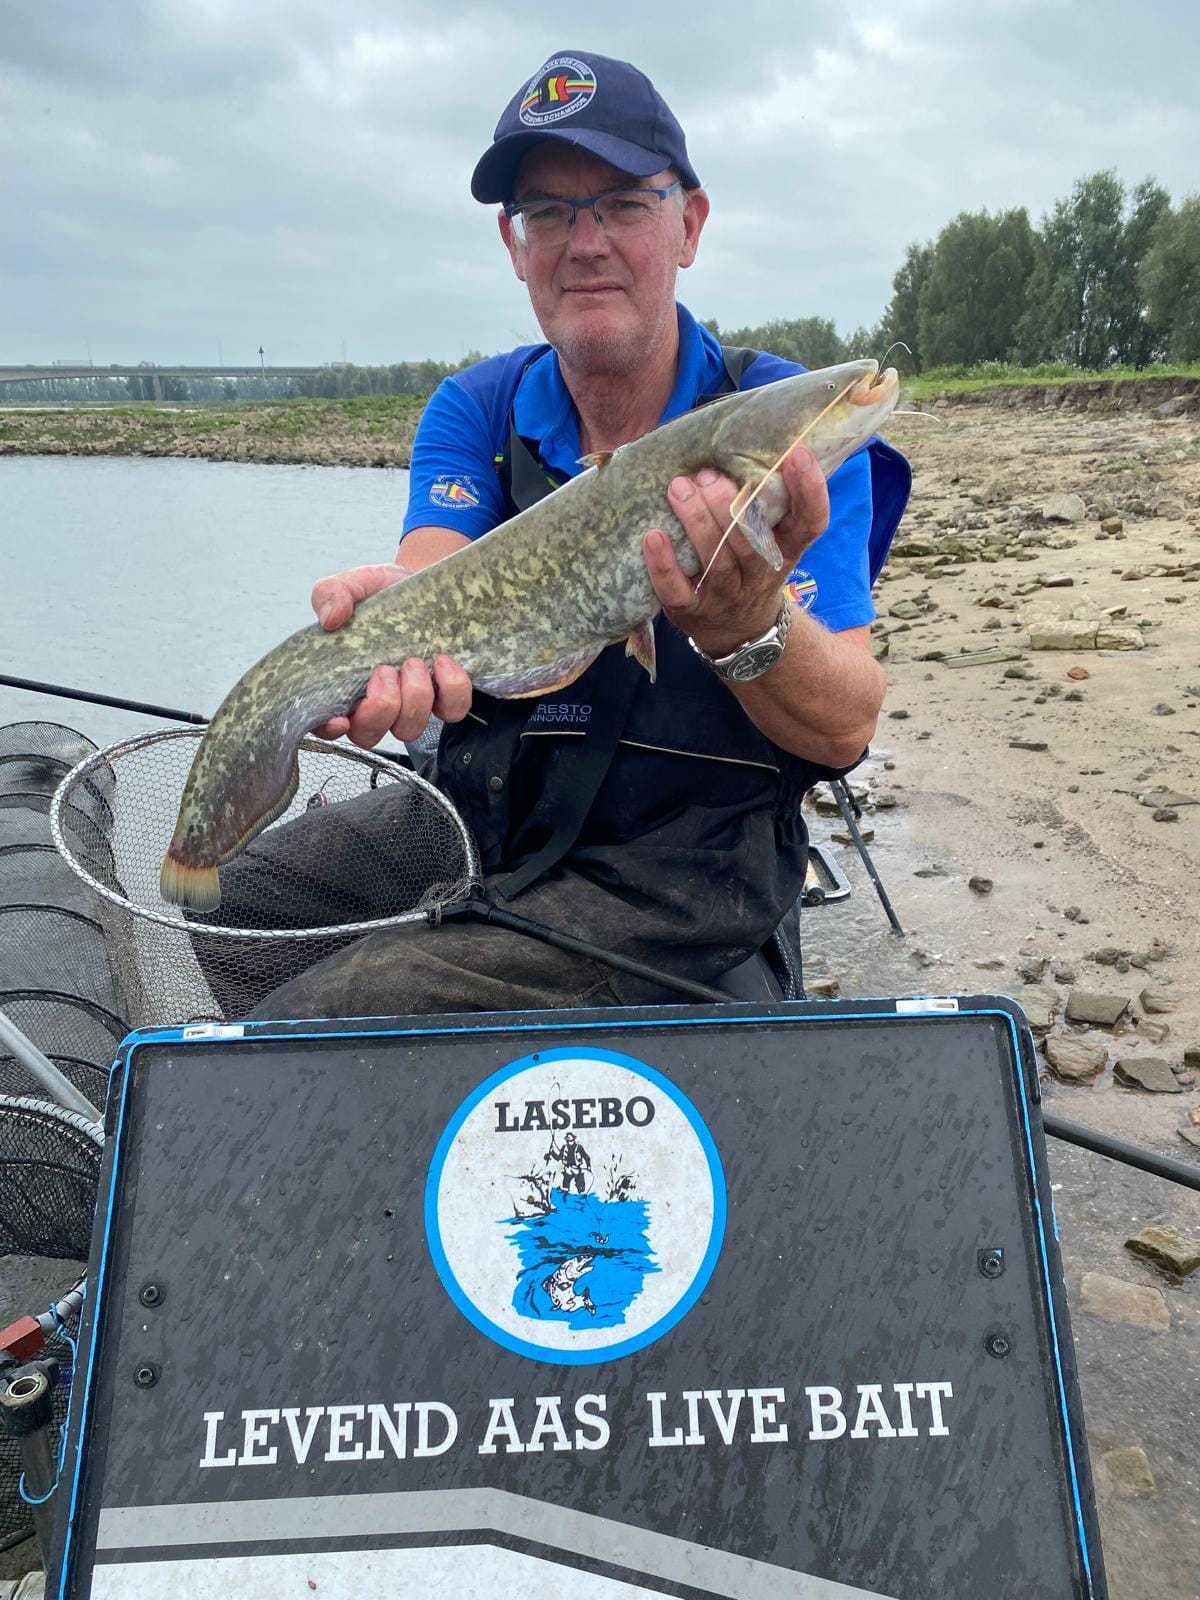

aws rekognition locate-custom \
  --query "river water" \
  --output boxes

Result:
[0,453,1195,1596]
[0,454,413,747]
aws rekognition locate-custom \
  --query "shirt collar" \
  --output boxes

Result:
[512,303,730,480]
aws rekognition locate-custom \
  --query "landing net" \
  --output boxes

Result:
[51,728,481,1027]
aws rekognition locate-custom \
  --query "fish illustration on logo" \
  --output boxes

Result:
[426,1048,725,1363]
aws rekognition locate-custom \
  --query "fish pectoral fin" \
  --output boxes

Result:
[578,450,615,470]
[730,479,787,572]
[624,619,657,682]
[502,649,603,699]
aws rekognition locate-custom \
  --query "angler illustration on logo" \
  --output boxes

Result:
[519,57,598,126]
[425,1048,726,1363]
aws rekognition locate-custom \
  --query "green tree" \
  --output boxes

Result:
[917,209,1035,367]
[717,315,847,367]
[1139,194,1200,361]
[880,241,933,371]
[1016,171,1169,367]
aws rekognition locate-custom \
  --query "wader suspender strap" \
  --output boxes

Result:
[492,343,757,901]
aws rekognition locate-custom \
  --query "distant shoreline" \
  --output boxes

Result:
[2,369,1198,467]
[0,396,426,468]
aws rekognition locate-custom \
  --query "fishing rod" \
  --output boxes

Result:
[0,674,208,727]
[5,675,1196,1193]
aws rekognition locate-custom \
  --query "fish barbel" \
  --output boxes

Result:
[161,358,900,910]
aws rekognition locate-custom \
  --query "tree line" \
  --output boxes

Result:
[707,172,1200,374]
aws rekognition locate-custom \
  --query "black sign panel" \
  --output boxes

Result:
[54,998,1105,1599]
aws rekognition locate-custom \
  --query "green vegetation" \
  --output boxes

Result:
[708,171,1200,382]
[904,359,1200,399]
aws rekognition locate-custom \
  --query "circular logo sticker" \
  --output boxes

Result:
[429,474,481,510]
[426,1047,725,1364]
[518,56,597,126]
[787,568,818,611]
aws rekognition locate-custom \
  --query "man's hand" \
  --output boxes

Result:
[309,562,473,747]
[642,440,830,659]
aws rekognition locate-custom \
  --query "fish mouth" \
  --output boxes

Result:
[847,361,900,407]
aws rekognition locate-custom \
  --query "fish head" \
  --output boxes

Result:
[709,359,900,482]
[560,1254,593,1281]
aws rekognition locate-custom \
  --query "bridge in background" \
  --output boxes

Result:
[0,364,327,385]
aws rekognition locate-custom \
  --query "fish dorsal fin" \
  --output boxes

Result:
[578,450,615,470]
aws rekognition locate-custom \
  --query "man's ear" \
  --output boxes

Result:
[678,187,710,270]
[498,210,527,283]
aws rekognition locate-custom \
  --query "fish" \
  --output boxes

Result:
[160,358,900,910]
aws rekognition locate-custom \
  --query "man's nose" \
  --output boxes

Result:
[565,205,611,257]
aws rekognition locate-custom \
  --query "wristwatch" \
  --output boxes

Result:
[688,597,793,683]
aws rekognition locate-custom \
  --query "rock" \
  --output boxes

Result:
[1062,905,1082,921]
[807,976,841,999]
[913,864,947,879]
[1040,574,1074,587]
[1113,1057,1182,1093]
[977,589,1013,609]
[1090,947,1127,967]
[1009,738,1049,752]
[1100,516,1124,535]
[1019,984,1059,1035]
[1043,1034,1107,1083]
[1041,492,1086,524]
[1016,955,1049,982]
[888,600,923,620]
[1065,991,1130,1027]
[1179,1126,1200,1151]
[1066,666,1090,680]
[1153,808,1179,822]
[1103,1446,1157,1496]
[831,825,874,845]
[1136,787,1198,807]
[1154,496,1186,520]
[1184,1044,1200,1071]
[888,708,910,720]
[1125,1224,1200,1277]
[942,644,1025,667]
[892,534,938,558]
[968,875,993,894]
[1095,626,1145,650]
[1029,625,1098,650]
[1139,986,1176,1014]
[1151,703,1176,716]
[1080,1272,1169,1330]
[1136,1019,1171,1046]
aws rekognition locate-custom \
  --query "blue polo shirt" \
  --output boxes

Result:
[403,303,879,633]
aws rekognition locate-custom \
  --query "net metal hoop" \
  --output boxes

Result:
[49,726,482,943]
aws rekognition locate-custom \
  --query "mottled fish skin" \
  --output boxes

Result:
[161,360,900,909]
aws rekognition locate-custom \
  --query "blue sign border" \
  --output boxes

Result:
[423,1045,727,1365]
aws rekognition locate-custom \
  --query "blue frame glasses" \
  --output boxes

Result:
[504,181,683,247]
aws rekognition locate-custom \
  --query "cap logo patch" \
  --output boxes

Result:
[519,56,597,126]
[430,475,481,509]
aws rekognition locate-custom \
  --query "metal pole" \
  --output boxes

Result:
[0,1011,103,1125]
[830,779,904,936]
[1043,1111,1200,1193]
[0,1365,61,1564]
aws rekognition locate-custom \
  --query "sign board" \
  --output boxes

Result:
[54,997,1105,1598]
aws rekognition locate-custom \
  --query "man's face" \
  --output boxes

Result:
[499,144,709,377]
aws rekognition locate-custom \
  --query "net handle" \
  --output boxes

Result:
[49,727,483,942]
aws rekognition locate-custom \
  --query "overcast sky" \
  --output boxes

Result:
[3,0,1197,367]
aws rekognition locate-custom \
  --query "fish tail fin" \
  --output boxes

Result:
[160,739,302,912]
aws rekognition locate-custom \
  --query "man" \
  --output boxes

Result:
[236,51,909,1020]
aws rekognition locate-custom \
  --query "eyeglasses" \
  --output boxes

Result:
[504,181,683,247]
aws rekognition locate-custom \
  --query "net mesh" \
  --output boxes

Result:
[52,729,481,1027]
[0,1096,98,1550]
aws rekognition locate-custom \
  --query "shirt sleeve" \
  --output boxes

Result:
[402,378,508,541]
[788,446,875,633]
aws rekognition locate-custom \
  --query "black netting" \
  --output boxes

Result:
[0,993,124,1073]
[0,844,107,918]
[0,907,122,1018]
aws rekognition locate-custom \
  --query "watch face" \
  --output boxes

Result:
[724,641,785,682]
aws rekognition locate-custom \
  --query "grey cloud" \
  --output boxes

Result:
[3,0,1199,364]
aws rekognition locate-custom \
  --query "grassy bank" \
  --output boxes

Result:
[0,394,427,467]
[907,359,1200,399]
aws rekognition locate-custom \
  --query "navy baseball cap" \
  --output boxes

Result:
[471,51,701,204]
